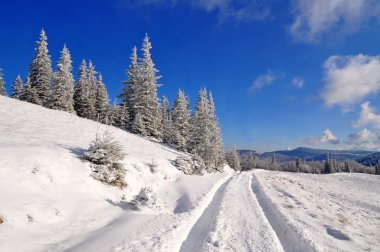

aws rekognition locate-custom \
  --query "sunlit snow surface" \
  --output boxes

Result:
[0,96,379,252]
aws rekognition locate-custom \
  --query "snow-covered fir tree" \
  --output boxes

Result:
[86,61,98,120]
[226,146,241,171]
[83,130,126,188]
[28,29,52,105]
[131,112,146,136]
[47,45,75,113]
[161,96,174,145]
[135,35,162,138]
[95,73,110,123]
[0,68,6,96]
[171,89,191,151]
[188,88,224,172]
[207,91,225,171]
[142,34,162,138]
[74,60,92,118]
[110,102,129,130]
[21,76,39,103]
[11,75,23,99]
[119,46,138,122]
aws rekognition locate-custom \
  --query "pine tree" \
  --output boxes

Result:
[171,89,191,151]
[207,91,225,171]
[131,112,146,136]
[119,47,138,120]
[138,34,162,138]
[86,61,98,119]
[74,60,92,118]
[11,75,23,99]
[95,73,110,123]
[188,88,212,170]
[22,76,39,103]
[0,68,6,96]
[28,29,52,105]
[188,88,224,172]
[324,153,332,174]
[161,96,174,145]
[227,146,241,171]
[47,45,75,113]
[111,103,129,130]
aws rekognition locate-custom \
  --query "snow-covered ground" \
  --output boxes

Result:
[0,96,231,252]
[1,96,379,252]
[253,170,380,252]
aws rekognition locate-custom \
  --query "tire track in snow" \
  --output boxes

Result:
[179,177,232,252]
[251,173,317,252]
[202,173,283,252]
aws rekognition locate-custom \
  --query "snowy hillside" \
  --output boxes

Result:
[0,96,230,251]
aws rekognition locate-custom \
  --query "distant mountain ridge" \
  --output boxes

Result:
[238,147,376,162]
[356,152,380,166]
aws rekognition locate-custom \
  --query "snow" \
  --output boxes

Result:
[1,96,379,252]
[0,96,230,251]
[253,169,380,252]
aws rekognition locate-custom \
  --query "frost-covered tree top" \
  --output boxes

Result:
[48,45,75,113]
[74,59,92,118]
[28,28,52,105]
[172,89,191,151]
[0,68,6,95]
[95,73,110,123]
[11,75,23,99]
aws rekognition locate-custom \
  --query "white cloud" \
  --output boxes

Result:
[346,128,380,150]
[124,0,272,22]
[249,70,282,95]
[290,0,380,42]
[292,77,304,88]
[320,129,340,144]
[321,54,380,107]
[354,101,380,129]
[344,102,380,150]
[304,129,340,145]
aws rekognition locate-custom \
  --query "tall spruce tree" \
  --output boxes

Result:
[208,91,225,171]
[74,60,92,118]
[22,76,39,103]
[161,96,174,145]
[119,46,138,120]
[28,29,52,105]
[95,73,110,123]
[189,88,224,172]
[138,34,162,138]
[188,88,212,169]
[0,68,6,96]
[86,61,98,119]
[47,45,75,113]
[171,89,191,151]
[11,75,23,99]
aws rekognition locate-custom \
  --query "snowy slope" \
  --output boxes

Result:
[253,170,380,252]
[0,96,230,252]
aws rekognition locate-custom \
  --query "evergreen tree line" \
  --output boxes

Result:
[234,151,376,174]
[0,29,225,172]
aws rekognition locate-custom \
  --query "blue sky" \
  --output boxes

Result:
[1,0,380,152]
